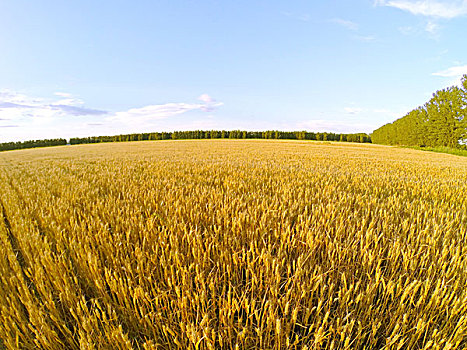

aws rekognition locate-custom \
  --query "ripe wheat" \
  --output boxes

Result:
[0,140,466,349]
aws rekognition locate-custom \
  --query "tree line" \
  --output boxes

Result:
[0,131,371,152]
[0,138,67,152]
[372,75,467,148]
[69,130,371,144]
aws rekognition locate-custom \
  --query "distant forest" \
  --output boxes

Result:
[0,138,67,152]
[0,131,371,152]
[70,130,371,144]
[372,75,467,148]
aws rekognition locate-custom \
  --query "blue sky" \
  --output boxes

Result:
[1,0,466,142]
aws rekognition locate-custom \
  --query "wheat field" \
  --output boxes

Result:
[0,140,466,349]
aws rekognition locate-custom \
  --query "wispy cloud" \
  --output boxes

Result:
[330,18,359,31]
[198,94,214,103]
[298,119,377,133]
[425,20,440,35]
[54,92,73,98]
[0,90,222,126]
[344,107,364,115]
[111,103,204,123]
[432,64,467,85]
[432,64,467,77]
[0,89,107,119]
[0,102,31,109]
[0,90,225,142]
[282,11,310,22]
[108,94,223,125]
[398,22,440,37]
[51,105,106,116]
[398,25,417,35]
[329,18,377,42]
[375,0,467,18]
[376,0,467,37]
[353,35,377,42]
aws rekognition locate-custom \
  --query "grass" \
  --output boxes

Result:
[0,140,466,349]
[406,145,467,157]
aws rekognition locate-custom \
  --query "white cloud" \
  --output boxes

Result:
[344,107,364,114]
[198,94,214,103]
[432,65,467,86]
[375,1,466,36]
[353,35,377,42]
[51,98,84,106]
[432,64,467,77]
[0,91,225,142]
[109,94,223,124]
[398,21,440,36]
[111,103,206,123]
[54,92,73,98]
[0,90,106,121]
[0,89,39,105]
[329,18,377,42]
[425,20,441,35]
[298,119,377,133]
[330,18,359,31]
[398,25,418,35]
[375,0,467,18]
[0,91,223,128]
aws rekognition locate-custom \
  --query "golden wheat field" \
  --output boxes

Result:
[0,140,467,350]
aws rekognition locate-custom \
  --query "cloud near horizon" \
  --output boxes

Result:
[0,89,107,120]
[0,90,224,141]
[298,119,378,134]
[0,90,223,125]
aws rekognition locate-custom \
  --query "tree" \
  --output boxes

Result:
[425,87,464,147]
